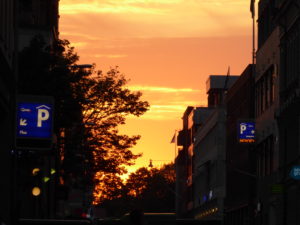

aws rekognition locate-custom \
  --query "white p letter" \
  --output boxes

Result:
[37,109,49,127]
[240,124,246,134]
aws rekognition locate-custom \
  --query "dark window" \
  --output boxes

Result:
[265,74,269,108]
[261,78,264,113]
[21,0,33,11]
[261,142,265,176]
[257,135,275,177]
[270,135,274,173]
[271,68,275,104]
[255,65,275,117]
[282,22,300,90]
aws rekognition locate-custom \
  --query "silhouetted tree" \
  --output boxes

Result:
[80,67,149,176]
[138,164,175,212]
[18,36,149,202]
[98,163,175,217]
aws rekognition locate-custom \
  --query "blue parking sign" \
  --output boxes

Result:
[16,103,53,139]
[238,121,255,143]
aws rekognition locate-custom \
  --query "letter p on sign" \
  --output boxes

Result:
[240,124,247,134]
[37,109,49,127]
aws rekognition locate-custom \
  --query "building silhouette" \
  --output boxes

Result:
[254,0,280,224]
[11,0,60,220]
[0,0,17,224]
[276,0,300,224]
[175,75,239,220]
[175,1,300,223]
[18,0,59,49]
[224,64,255,225]
[176,106,196,218]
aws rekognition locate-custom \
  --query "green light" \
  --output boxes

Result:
[51,168,56,175]
[43,177,50,183]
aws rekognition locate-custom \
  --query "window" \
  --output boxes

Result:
[21,0,33,11]
[261,77,265,112]
[255,65,275,117]
[255,85,258,116]
[257,135,275,177]
[281,21,300,90]
[265,73,270,108]
[271,68,275,104]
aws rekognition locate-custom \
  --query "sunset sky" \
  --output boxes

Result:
[59,0,255,174]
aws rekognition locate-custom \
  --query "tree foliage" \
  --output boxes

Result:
[18,36,150,194]
[97,163,176,216]
[81,68,149,175]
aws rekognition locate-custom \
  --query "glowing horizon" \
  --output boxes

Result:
[60,0,255,175]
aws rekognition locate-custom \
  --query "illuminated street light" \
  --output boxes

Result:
[32,187,41,196]
[32,168,40,176]
[50,168,56,175]
[43,177,50,183]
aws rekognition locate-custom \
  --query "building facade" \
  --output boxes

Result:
[0,0,17,224]
[18,0,59,49]
[176,106,197,218]
[253,0,282,224]
[224,64,255,225]
[276,0,300,224]
[16,0,60,219]
[192,75,238,221]
[176,75,239,220]
[193,106,226,221]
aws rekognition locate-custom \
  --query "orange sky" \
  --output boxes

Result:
[59,0,255,174]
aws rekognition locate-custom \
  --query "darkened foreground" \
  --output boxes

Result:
[18,219,91,225]
[96,213,221,225]
[18,218,221,225]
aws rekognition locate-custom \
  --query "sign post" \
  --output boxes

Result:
[15,95,54,150]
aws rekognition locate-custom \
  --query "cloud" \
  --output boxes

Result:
[60,0,251,38]
[94,54,128,58]
[135,101,206,120]
[60,2,166,15]
[128,85,201,93]
[127,86,205,119]
[121,85,206,120]
[151,105,188,110]
[126,94,206,120]
[70,42,88,47]
[138,103,197,120]
[60,31,100,41]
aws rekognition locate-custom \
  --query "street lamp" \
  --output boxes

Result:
[32,187,41,197]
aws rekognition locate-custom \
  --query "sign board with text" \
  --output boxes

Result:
[16,95,54,150]
[238,121,255,144]
[290,166,300,180]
